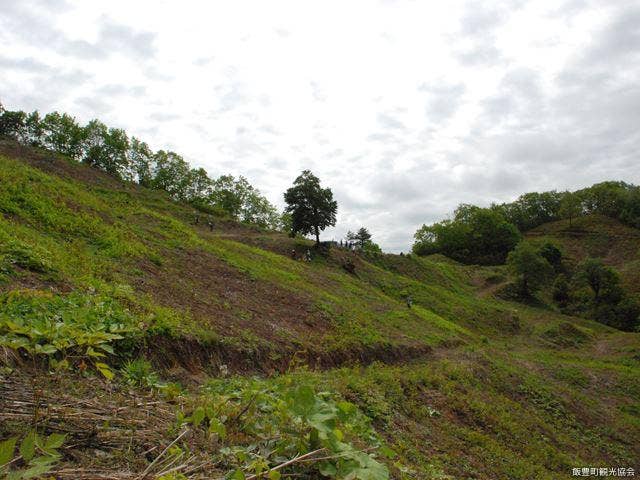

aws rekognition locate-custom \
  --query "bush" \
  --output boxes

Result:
[577,258,620,303]
[593,298,640,332]
[506,242,553,296]
[539,242,562,271]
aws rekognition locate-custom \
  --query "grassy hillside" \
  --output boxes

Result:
[1,140,639,479]
[527,215,640,293]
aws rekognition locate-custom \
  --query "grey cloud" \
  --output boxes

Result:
[323,148,344,160]
[330,169,468,252]
[3,69,94,111]
[215,83,246,113]
[547,0,590,18]
[193,56,215,66]
[479,67,545,128]
[75,96,112,116]
[94,17,157,59]
[367,132,397,143]
[95,84,146,96]
[451,1,524,66]
[455,43,503,66]
[0,4,156,62]
[370,172,428,203]
[459,4,506,36]
[332,187,379,212]
[363,18,639,250]
[259,124,281,136]
[0,56,53,74]
[57,17,157,61]
[266,157,288,170]
[557,3,640,92]
[149,112,181,122]
[377,112,407,131]
[581,4,640,65]
[143,65,175,82]
[274,28,290,38]
[258,94,271,107]
[310,81,327,102]
[217,125,272,160]
[481,95,516,124]
[544,3,640,170]
[186,122,211,139]
[419,82,466,122]
[136,126,160,138]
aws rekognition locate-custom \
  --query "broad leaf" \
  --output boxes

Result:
[0,437,17,466]
[44,433,66,451]
[19,431,37,462]
[95,362,114,380]
[268,470,281,480]
[191,406,206,427]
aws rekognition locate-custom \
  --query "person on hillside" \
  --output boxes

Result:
[304,249,312,262]
[194,213,200,225]
[207,218,215,231]
[406,295,413,308]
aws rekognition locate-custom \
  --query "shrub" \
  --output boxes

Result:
[506,242,553,296]
[538,242,562,271]
[178,376,391,479]
[577,258,620,304]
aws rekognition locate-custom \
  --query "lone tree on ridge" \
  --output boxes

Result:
[284,170,337,246]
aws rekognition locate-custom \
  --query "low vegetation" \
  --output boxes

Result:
[0,123,638,479]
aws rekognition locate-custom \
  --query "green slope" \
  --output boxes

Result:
[526,214,640,294]
[0,142,638,479]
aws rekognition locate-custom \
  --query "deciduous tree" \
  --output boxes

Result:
[284,170,337,246]
[578,258,620,304]
[507,241,553,296]
[558,192,582,227]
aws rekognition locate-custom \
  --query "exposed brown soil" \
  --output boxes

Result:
[125,247,332,348]
[0,267,72,295]
[528,215,640,254]
[140,334,434,379]
[0,139,126,191]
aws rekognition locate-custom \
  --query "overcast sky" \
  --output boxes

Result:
[1,0,639,251]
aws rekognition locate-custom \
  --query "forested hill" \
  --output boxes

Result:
[412,183,640,333]
[413,181,640,265]
[0,137,639,479]
[0,104,284,230]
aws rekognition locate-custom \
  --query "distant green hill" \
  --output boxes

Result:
[1,140,638,479]
[526,215,640,294]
